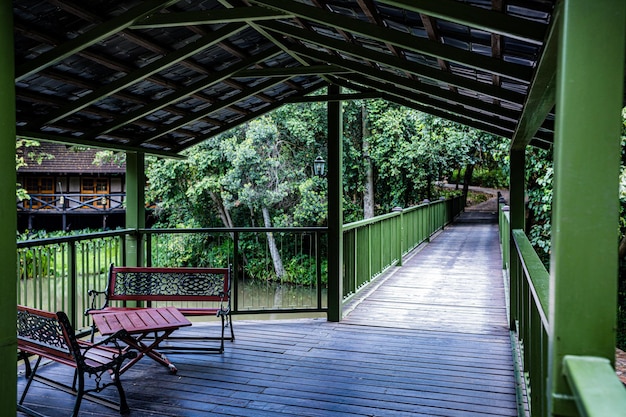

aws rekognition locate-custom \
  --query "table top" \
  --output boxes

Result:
[92,307,192,336]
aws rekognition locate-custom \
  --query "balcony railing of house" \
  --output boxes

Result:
[16,195,465,332]
[499,204,626,417]
[17,193,126,212]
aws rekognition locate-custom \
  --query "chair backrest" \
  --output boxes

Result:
[17,305,74,363]
[108,265,230,302]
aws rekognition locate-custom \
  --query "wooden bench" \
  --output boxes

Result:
[17,305,137,417]
[86,264,234,353]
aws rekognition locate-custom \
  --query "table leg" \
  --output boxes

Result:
[119,329,179,375]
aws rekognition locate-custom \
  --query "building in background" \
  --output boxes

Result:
[17,143,126,231]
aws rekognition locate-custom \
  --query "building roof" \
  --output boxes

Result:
[14,0,559,156]
[17,143,126,174]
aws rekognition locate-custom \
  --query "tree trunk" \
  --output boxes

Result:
[210,191,233,228]
[262,206,286,279]
[210,191,249,266]
[462,164,475,204]
[362,104,375,218]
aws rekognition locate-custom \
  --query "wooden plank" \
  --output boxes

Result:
[19,211,520,416]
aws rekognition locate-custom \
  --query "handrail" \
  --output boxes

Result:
[341,196,464,301]
[18,192,126,212]
[17,229,132,248]
[563,355,626,417]
[512,229,550,327]
[501,207,626,417]
[16,195,464,328]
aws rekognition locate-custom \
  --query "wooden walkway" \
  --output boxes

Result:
[17,211,520,416]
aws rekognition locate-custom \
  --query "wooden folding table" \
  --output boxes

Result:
[91,307,191,375]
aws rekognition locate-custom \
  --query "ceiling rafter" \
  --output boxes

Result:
[131,7,291,28]
[136,76,292,145]
[332,74,518,132]
[510,5,560,150]
[297,59,521,134]
[249,0,533,82]
[419,14,457,94]
[282,37,525,120]
[13,1,559,153]
[375,0,547,44]
[82,47,283,140]
[257,20,525,106]
[37,23,248,127]
[23,2,253,128]
[173,81,328,152]
[334,79,516,139]
[15,0,179,82]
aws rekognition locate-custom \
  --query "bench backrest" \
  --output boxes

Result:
[107,265,230,302]
[17,305,75,366]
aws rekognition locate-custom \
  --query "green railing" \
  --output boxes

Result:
[16,195,464,329]
[17,228,328,326]
[17,230,127,328]
[342,196,464,300]
[499,203,626,417]
[141,227,328,315]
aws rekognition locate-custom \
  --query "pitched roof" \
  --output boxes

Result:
[17,143,125,174]
[14,0,558,156]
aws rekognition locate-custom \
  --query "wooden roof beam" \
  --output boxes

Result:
[375,0,547,45]
[250,0,533,82]
[258,20,525,106]
[510,7,560,150]
[15,0,178,82]
[82,47,283,140]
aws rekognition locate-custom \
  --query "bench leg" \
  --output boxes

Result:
[18,356,42,406]
[113,370,131,415]
[227,315,235,341]
[71,373,85,417]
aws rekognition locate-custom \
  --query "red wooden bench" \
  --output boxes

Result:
[86,264,234,353]
[17,305,137,417]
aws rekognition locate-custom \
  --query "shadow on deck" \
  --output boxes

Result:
[18,210,521,417]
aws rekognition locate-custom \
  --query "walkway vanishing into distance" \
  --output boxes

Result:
[18,209,521,417]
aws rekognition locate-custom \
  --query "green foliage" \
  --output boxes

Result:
[150,233,232,268]
[146,97,510,284]
[16,139,54,200]
[525,148,553,266]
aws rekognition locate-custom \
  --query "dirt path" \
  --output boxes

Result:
[444,184,508,212]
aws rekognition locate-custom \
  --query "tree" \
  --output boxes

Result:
[15,139,53,200]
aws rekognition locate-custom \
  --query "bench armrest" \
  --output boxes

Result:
[78,329,138,372]
[84,288,109,315]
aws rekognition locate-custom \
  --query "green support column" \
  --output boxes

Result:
[125,152,146,267]
[509,148,525,331]
[327,84,343,322]
[548,1,626,415]
[0,2,16,415]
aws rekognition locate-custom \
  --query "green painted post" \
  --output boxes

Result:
[327,84,343,322]
[0,2,16,414]
[395,207,403,266]
[509,148,525,332]
[548,1,626,415]
[125,152,146,267]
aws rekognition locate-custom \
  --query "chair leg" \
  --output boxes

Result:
[228,316,235,341]
[112,367,131,415]
[219,314,225,353]
[89,321,97,343]
[71,373,85,417]
[19,356,42,405]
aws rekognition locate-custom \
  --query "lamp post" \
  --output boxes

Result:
[313,156,326,177]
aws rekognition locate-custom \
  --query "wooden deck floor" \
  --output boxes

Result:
[17,211,520,417]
